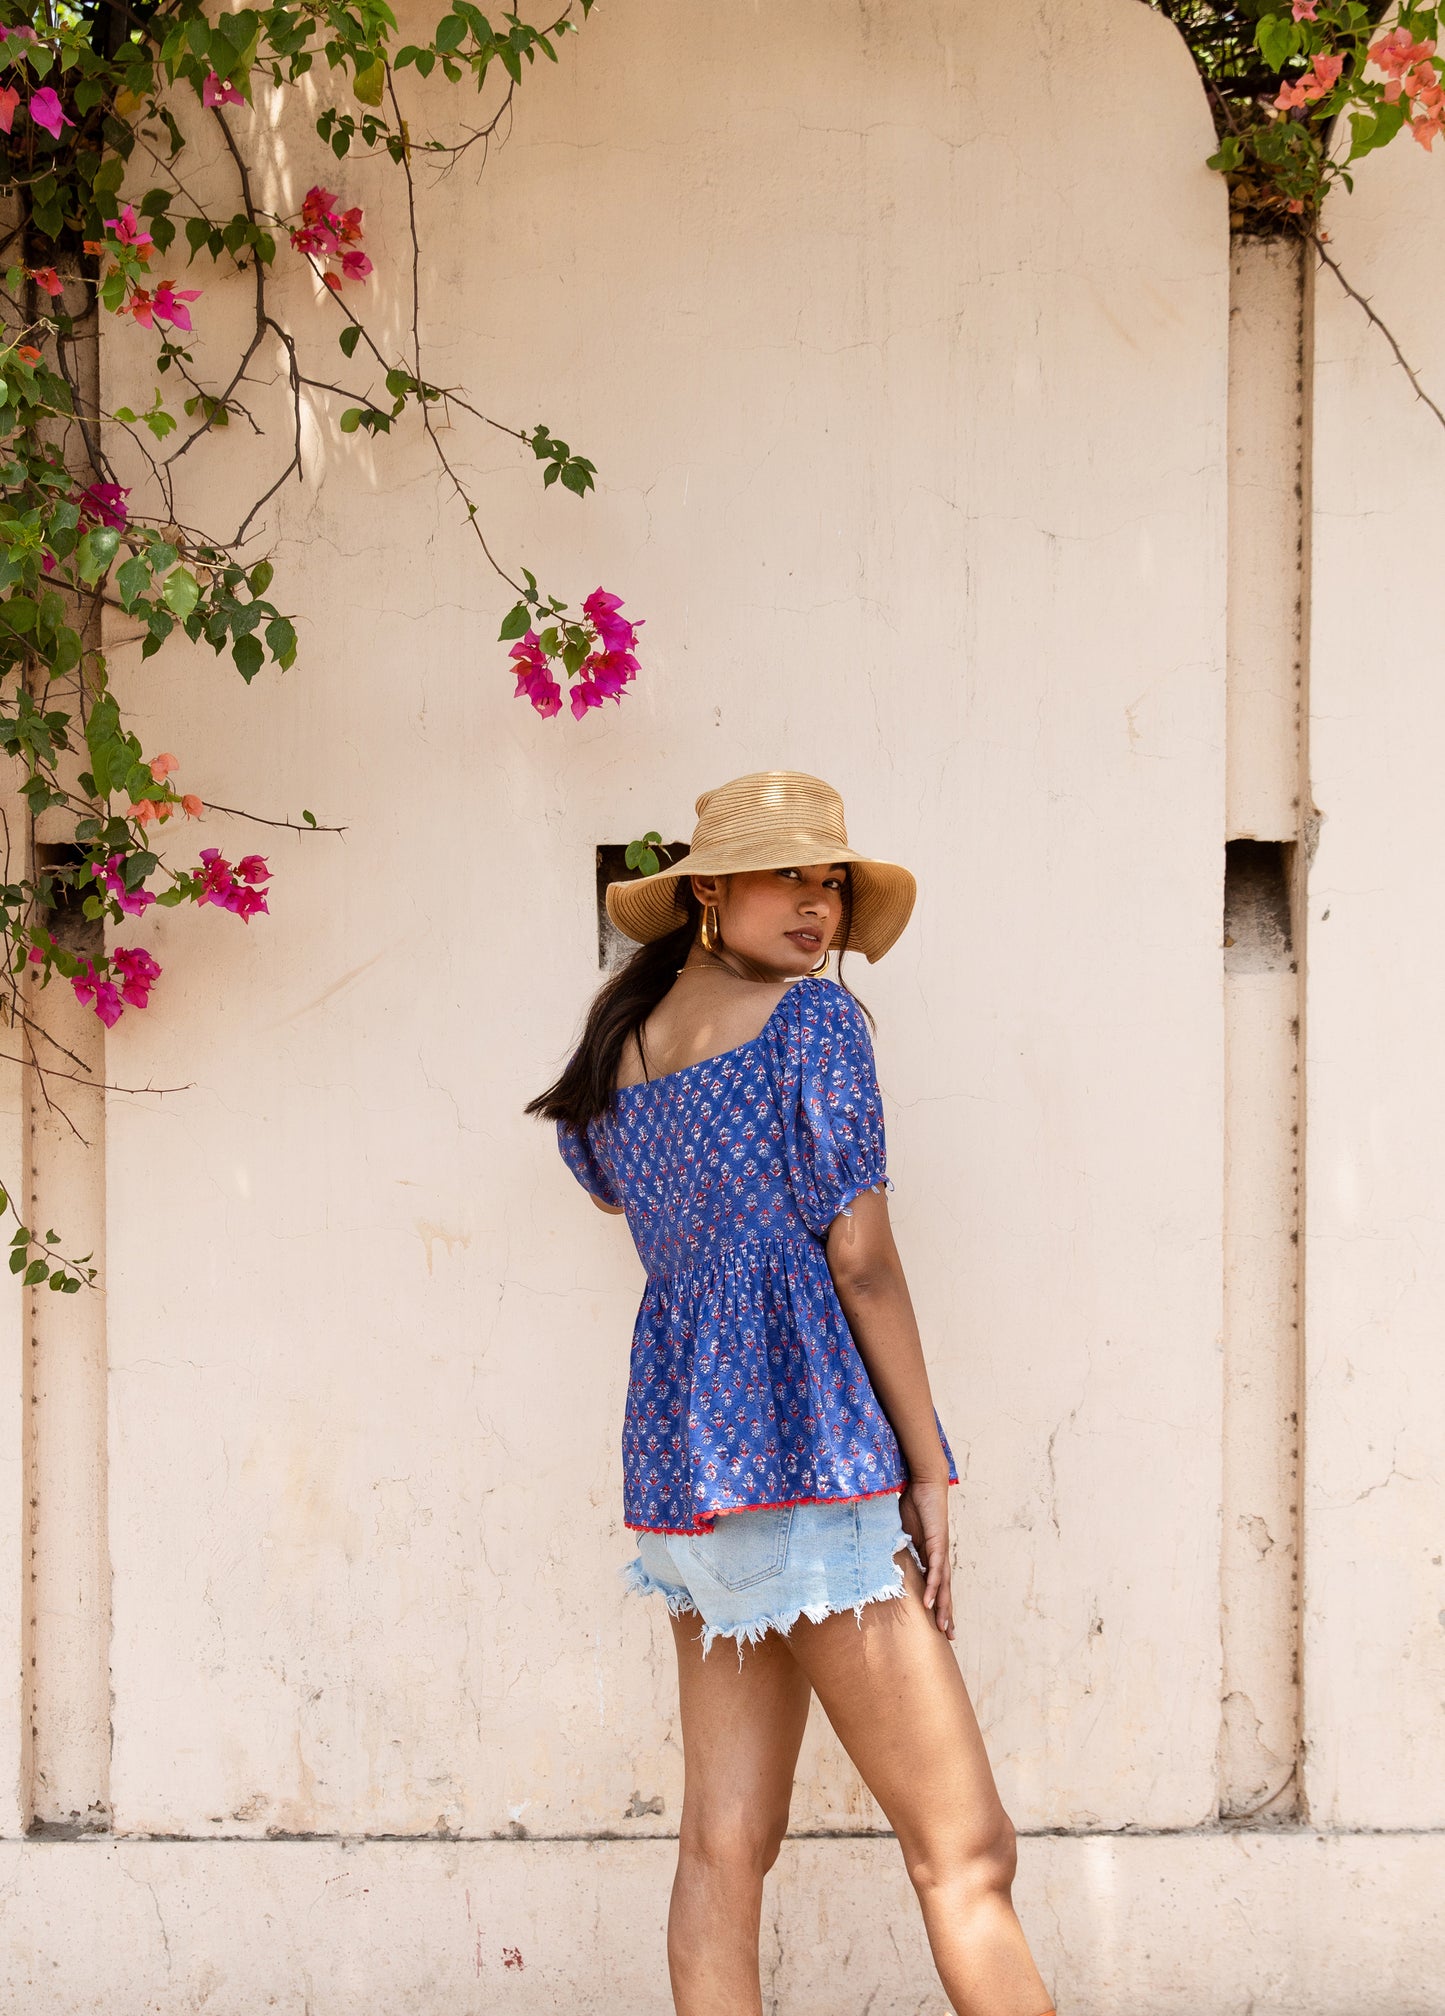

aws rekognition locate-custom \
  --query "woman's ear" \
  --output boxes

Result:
[690,873,722,907]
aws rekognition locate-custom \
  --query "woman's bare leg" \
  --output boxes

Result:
[785,1555,1055,2016]
[664,1610,814,2016]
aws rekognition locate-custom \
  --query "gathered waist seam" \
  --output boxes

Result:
[644,1226,823,1287]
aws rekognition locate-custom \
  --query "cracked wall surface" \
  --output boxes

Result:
[8,0,1442,2005]
[82,0,1230,1843]
[1305,110,1445,1833]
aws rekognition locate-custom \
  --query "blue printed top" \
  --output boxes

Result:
[557,975,957,1533]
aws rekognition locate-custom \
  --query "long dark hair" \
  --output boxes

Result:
[525,870,872,1131]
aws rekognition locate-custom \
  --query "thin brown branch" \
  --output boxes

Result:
[1311,230,1445,431]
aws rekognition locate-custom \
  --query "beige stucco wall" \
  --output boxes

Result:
[1305,108,1445,1833]
[0,0,1441,2006]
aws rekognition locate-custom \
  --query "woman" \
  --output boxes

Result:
[527,770,1056,2016]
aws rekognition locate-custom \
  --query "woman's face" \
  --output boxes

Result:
[690,863,849,976]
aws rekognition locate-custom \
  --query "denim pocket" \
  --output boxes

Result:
[685,1504,795,1591]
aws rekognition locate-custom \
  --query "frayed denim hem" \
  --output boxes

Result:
[695,1529,922,1667]
[619,1553,700,1620]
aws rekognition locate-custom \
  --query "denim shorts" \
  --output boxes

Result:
[622,1490,924,1660]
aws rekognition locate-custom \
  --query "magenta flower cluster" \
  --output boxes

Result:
[510,588,643,721]
[196,847,271,920]
[69,946,161,1028]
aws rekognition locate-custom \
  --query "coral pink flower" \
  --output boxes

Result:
[0,86,19,135]
[181,793,203,818]
[201,71,245,109]
[1291,0,1317,16]
[1368,28,1436,76]
[29,266,62,297]
[148,751,179,781]
[132,799,160,824]
[16,344,40,363]
[26,87,74,140]
[291,187,369,287]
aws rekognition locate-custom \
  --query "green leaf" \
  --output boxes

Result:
[161,566,200,619]
[339,407,363,433]
[435,13,468,49]
[116,555,151,608]
[353,54,385,104]
[23,1259,47,1287]
[250,559,274,594]
[264,616,297,663]
[498,601,531,642]
[76,527,120,586]
[149,541,178,573]
[339,324,361,357]
[302,809,317,827]
[1256,12,1300,70]
[232,634,264,681]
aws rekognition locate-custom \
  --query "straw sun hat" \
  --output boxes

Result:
[604,770,917,963]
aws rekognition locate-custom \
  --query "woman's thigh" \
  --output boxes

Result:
[668,1609,813,1853]
[782,1550,1013,1873]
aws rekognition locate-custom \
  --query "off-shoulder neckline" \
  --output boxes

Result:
[612,973,833,1098]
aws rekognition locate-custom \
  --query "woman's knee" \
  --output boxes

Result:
[902,1803,1018,1903]
[679,1802,790,1882]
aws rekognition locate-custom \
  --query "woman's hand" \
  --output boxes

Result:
[898,1475,954,1639]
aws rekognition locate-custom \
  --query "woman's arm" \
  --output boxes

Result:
[590,1193,626,1216]
[825,1187,955,1637]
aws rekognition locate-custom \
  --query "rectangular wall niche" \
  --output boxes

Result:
[596,842,688,972]
[1223,838,1295,975]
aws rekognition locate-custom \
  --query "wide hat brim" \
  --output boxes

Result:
[605,840,916,964]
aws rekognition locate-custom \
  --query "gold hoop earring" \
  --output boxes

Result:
[809,945,830,975]
[699,902,720,953]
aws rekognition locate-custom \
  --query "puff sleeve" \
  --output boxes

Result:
[556,1115,622,1207]
[764,979,894,1238]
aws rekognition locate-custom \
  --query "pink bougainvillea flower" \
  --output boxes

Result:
[148,751,179,781]
[29,265,62,297]
[70,958,125,1029]
[132,798,161,824]
[291,186,369,287]
[201,70,245,109]
[582,586,644,657]
[75,480,130,531]
[1290,0,1317,17]
[181,792,204,818]
[509,632,563,718]
[91,852,158,918]
[126,288,155,328]
[111,945,161,1008]
[1274,49,1345,111]
[26,87,74,140]
[152,281,201,333]
[1368,29,1436,77]
[195,847,270,920]
[42,551,57,574]
[104,205,154,259]
[0,85,19,135]
[0,23,39,42]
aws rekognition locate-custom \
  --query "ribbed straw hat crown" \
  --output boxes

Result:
[688,770,848,860]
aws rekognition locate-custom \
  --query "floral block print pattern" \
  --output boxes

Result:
[558,975,957,1534]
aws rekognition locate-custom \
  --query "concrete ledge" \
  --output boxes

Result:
[0,1831,1440,2013]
